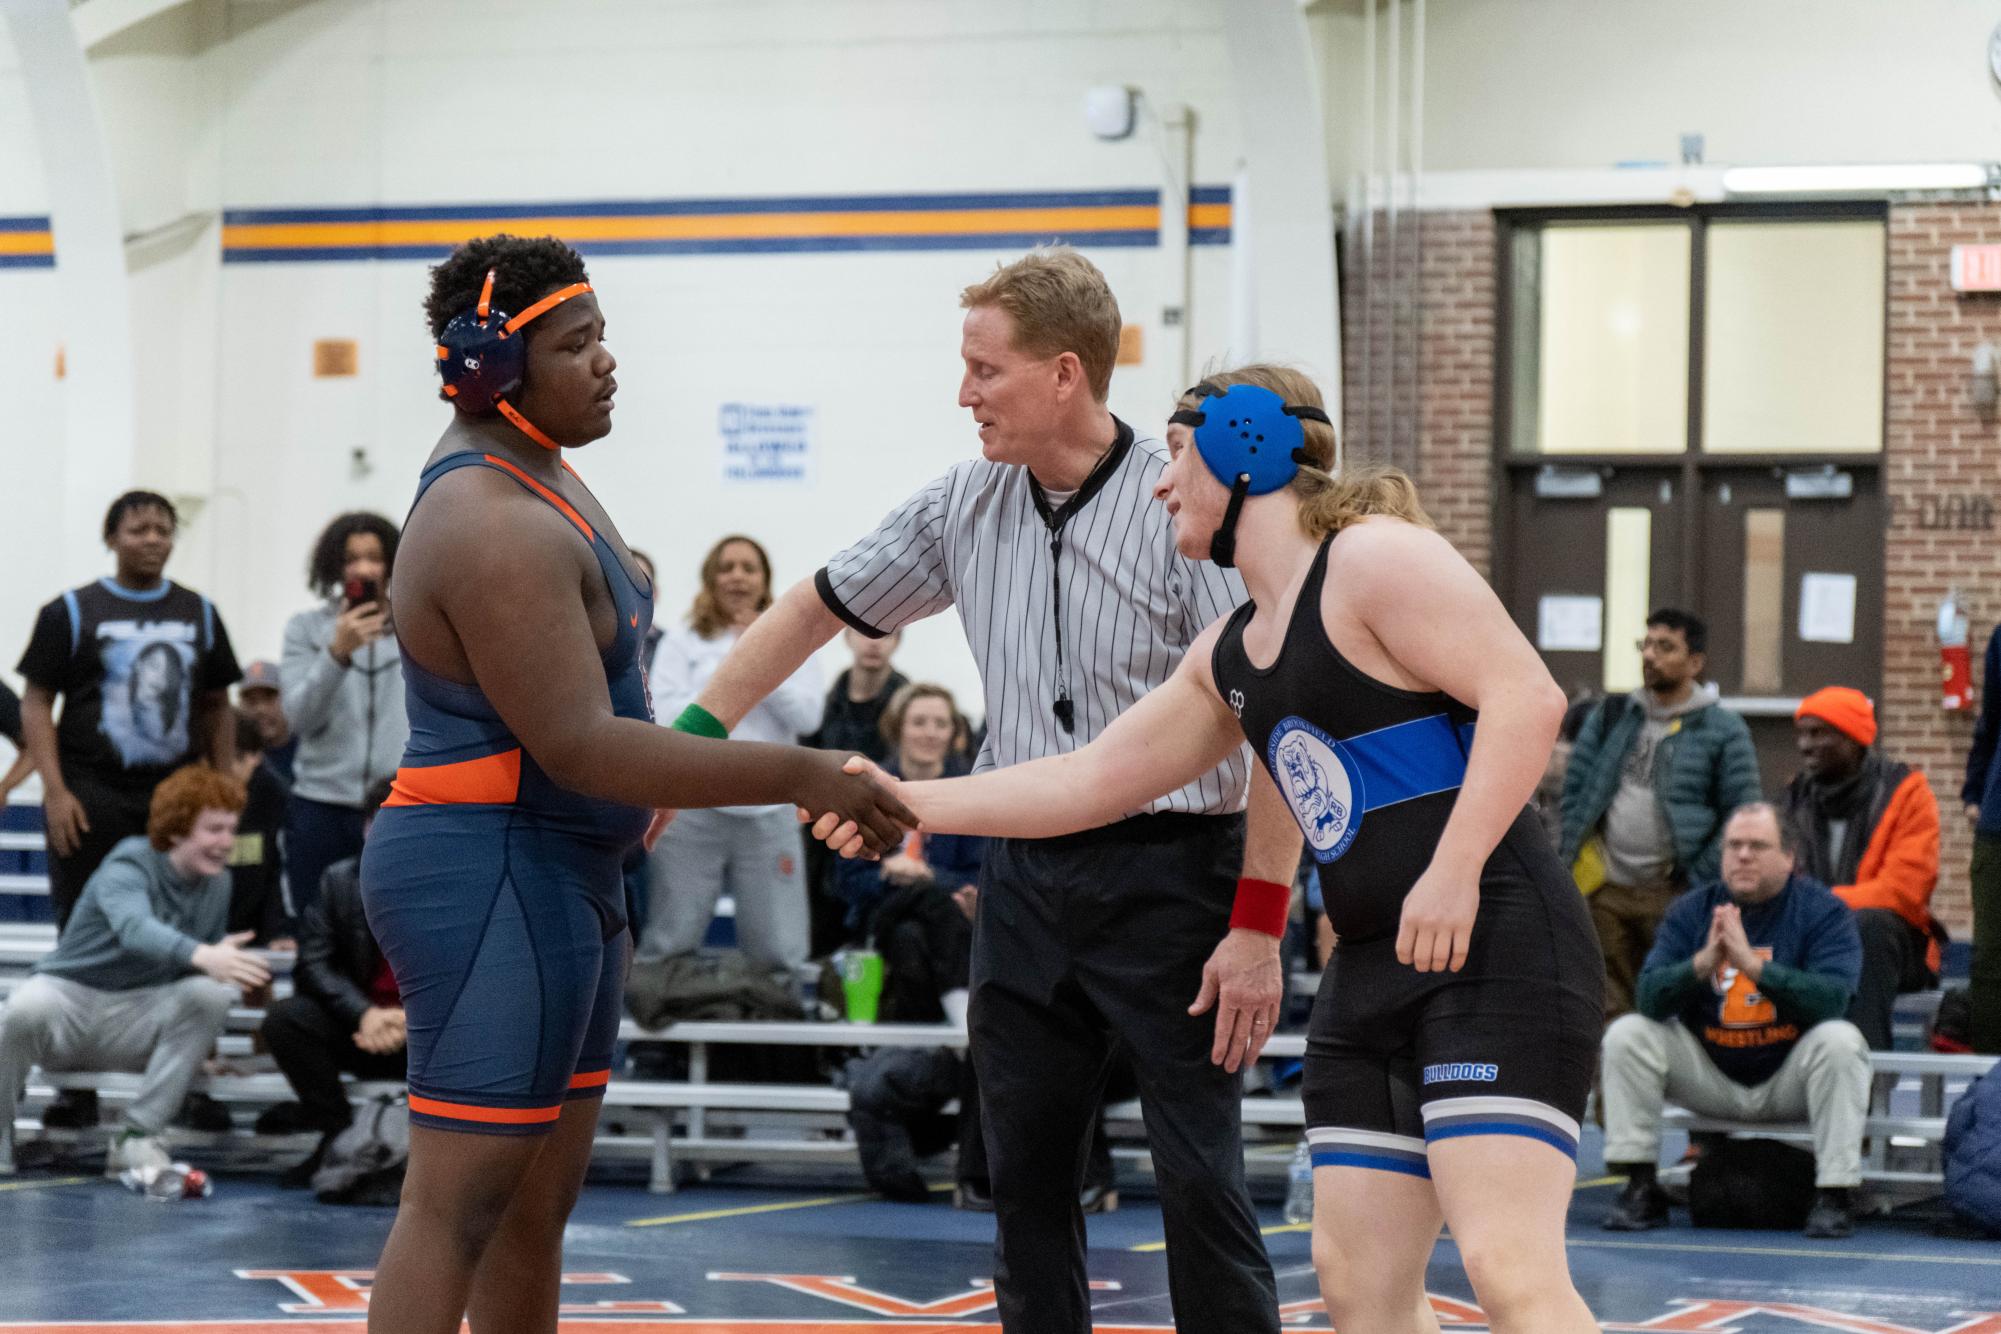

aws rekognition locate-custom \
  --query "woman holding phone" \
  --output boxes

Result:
[279,511,410,914]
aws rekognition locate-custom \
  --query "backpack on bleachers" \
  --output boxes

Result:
[1687,1137,1816,1229]
[311,1093,409,1207]
[1944,1071,2001,1236]
[624,951,801,1028]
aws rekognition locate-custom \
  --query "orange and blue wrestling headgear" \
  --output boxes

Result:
[435,267,593,451]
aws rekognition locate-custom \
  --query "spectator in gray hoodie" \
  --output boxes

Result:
[0,765,270,1177]
[280,512,408,916]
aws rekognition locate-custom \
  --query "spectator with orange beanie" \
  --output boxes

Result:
[1779,686,1942,1050]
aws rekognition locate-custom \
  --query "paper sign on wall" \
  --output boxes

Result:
[1799,572,1856,644]
[1537,595,1603,652]
[719,403,816,487]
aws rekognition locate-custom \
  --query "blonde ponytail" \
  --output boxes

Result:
[1294,460,1433,539]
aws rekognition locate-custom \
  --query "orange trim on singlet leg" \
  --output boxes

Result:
[480,452,597,540]
[408,1093,563,1126]
[383,748,523,807]
[568,1068,611,1090]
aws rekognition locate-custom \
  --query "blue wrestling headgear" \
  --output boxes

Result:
[435,268,594,451]
[1168,381,1333,568]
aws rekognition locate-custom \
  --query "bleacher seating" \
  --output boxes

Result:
[2,793,1993,1201]
[0,799,51,923]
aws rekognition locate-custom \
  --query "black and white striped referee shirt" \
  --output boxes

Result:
[813,416,1252,817]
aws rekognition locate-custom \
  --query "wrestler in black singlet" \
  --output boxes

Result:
[1211,532,1600,1177]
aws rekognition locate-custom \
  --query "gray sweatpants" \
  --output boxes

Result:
[1601,1012,1870,1188]
[0,973,237,1160]
[638,806,809,970]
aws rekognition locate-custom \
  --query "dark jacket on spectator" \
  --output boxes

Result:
[1780,753,1942,974]
[295,855,383,1028]
[875,881,975,1024]
[807,668,909,763]
[1636,872,1861,1086]
[834,757,983,934]
[228,759,293,944]
[1559,689,1762,885]
[1964,624,2001,836]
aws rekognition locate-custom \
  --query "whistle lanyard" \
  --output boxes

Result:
[1039,514,1077,734]
[1028,438,1126,736]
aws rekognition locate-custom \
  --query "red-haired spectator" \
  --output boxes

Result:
[0,765,269,1177]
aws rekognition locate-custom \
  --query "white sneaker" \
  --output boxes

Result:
[104,1131,172,1180]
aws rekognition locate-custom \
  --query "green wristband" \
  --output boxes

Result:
[669,703,729,740]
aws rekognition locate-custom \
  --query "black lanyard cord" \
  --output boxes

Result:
[1028,427,1130,738]
[1047,529,1075,734]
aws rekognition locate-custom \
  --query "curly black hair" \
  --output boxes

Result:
[102,490,177,541]
[307,511,401,597]
[423,233,590,340]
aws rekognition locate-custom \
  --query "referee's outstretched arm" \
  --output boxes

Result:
[879,620,1242,840]
[695,577,847,731]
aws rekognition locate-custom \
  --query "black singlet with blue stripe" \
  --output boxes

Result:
[1211,530,1603,1169]
[1212,534,1525,945]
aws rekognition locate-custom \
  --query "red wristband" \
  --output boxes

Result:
[1230,877,1291,939]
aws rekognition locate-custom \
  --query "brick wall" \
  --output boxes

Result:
[1882,201,2001,935]
[1340,200,1992,934]
[1341,210,1496,576]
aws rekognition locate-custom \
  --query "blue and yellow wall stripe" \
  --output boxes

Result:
[220,187,1233,263]
[0,217,55,269]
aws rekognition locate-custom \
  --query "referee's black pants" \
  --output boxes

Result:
[970,813,1279,1334]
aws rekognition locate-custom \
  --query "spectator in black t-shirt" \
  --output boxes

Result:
[226,709,294,949]
[0,679,31,804]
[16,491,241,930]
[802,628,907,956]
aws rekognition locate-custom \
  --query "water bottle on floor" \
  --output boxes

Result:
[1284,1140,1314,1224]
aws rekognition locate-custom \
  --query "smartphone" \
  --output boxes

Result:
[344,576,381,610]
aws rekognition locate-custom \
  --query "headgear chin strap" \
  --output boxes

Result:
[1168,382,1333,567]
[435,268,594,451]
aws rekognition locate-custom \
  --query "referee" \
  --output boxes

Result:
[693,248,1297,1334]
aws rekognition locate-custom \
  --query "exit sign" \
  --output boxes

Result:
[1951,244,2001,291]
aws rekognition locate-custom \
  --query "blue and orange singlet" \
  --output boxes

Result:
[360,450,653,1135]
